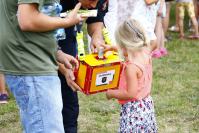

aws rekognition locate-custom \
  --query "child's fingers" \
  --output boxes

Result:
[72,3,82,14]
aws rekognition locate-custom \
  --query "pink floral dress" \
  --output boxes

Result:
[118,51,157,133]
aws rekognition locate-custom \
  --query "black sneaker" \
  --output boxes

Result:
[0,93,8,104]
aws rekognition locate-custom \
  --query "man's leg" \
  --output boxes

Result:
[5,75,64,133]
[58,28,79,133]
[59,73,79,133]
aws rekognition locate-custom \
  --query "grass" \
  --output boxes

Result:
[0,33,198,133]
[0,4,199,133]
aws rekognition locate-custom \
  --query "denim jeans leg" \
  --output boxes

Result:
[5,75,64,133]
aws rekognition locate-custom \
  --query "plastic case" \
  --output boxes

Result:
[75,52,122,95]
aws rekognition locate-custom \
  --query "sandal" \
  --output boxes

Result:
[169,25,179,32]
[187,35,199,40]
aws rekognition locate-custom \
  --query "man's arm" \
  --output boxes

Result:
[17,3,83,32]
[86,0,108,52]
[87,22,105,52]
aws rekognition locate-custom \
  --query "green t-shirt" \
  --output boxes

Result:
[0,0,60,75]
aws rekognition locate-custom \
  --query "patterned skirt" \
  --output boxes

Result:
[119,96,157,133]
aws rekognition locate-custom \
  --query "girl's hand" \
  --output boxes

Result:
[106,89,113,100]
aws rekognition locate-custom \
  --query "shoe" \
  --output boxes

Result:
[169,25,179,32]
[179,34,185,40]
[0,93,8,104]
[165,35,172,41]
[187,34,199,40]
[188,28,195,33]
[152,50,162,58]
[160,47,168,57]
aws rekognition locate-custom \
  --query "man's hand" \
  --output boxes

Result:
[87,22,106,53]
[64,69,82,92]
[90,37,106,53]
[57,50,79,69]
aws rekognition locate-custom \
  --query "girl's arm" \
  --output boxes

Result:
[106,64,140,100]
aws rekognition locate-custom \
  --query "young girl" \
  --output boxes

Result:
[106,18,157,132]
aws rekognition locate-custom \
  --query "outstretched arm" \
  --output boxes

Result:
[106,64,140,100]
[17,3,84,32]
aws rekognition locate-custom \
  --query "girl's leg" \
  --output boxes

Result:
[163,2,171,34]
[190,16,199,35]
[155,16,162,50]
[153,16,162,58]
[177,3,185,38]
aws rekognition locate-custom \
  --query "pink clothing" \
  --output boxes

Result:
[118,50,152,105]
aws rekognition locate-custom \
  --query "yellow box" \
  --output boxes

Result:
[75,52,122,95]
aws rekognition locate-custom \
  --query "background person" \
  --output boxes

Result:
[58,0,108,132]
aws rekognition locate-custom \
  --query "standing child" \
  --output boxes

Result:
[177,0,199,39]
[106,19,157,132]
[152,0,168,58]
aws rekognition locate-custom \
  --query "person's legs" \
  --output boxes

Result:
[154,15,167,58]
[190,16,199,36]
[59,73,79,133]
[58,28,79,133]
[193,0,198,19]
[178,3,185,38]
[163,2,171,34]
[169,2,180,32]
[187,2,199,36]
[0,73,8,104]
[5,75,64,133]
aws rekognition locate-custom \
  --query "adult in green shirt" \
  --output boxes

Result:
[0,0,85,132]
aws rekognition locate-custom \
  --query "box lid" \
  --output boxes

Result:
[83,52,121,66]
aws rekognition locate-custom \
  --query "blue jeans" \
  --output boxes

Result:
[5,75,64,133]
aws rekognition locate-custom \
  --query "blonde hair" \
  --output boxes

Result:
[115,19,150,52]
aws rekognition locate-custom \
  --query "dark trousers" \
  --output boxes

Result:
[58,28,79,133]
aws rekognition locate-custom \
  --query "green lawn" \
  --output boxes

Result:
[0,4,199,132]
[0,33,199,133]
